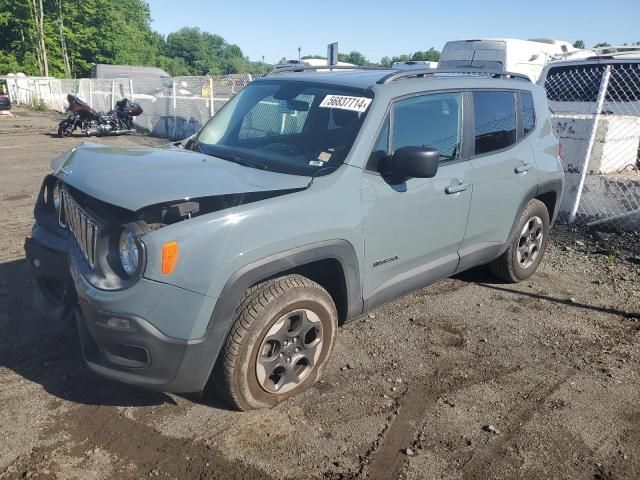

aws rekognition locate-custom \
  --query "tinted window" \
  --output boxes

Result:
[473,91,516,155]
[544,63,640,103]
[391,92,462,162]
[607,63,640,102]
[520,92,535,135]
[544,64,605,102]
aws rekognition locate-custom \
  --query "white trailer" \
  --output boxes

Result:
[438,38,575,81]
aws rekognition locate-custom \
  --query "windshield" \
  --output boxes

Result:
[195,80,373,176]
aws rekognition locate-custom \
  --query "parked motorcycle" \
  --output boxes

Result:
[57,94,142,138]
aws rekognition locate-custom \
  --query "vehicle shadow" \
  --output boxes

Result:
[0,257,177,407]
[455,267,640,319]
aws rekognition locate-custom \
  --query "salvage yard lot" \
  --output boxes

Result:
[1,108,639,480]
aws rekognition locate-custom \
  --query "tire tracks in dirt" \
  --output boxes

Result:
[364,362,574,480]
[364,362,523,480]
[458,369,575,478]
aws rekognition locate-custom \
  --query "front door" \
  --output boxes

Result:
[361,92,472,309]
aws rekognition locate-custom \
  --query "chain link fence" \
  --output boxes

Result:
[2,74,252,140]
[542,62,640,231]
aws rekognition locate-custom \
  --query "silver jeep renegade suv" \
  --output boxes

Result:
[25,67,564,410]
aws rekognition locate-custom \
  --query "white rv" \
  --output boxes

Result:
[438,38,575,81]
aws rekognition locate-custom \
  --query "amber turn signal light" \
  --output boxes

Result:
[161,242,179,275]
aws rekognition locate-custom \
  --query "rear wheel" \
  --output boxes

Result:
[490,199,550,282]
[213,274,337,411]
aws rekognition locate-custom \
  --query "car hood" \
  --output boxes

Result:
[51,142,311,211]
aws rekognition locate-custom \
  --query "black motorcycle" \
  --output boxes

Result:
[57,94,143,138]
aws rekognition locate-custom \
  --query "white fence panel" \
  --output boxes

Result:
[1,74,252,141]
[543,63,640,231]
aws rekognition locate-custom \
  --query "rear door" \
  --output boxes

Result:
[361,91,473,307]
[458,90,538,270]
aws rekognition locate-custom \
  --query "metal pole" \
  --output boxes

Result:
[88,80,93,108]
[129,78,134,102]
[172,81,177,139]
[111,80,115,110]
[569,65,612,223]
[209,76,214,117]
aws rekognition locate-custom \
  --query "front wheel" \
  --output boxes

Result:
[213,274,337,411]
[490,199,550,283]
[57,119,74,137]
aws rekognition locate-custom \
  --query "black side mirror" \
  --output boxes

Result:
[390,146,440,180]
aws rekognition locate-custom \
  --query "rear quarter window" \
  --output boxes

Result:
[520,92,536,135]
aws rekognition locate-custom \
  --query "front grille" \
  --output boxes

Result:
[59,190,99,268]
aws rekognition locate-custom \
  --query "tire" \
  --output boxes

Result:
[213,274,338,411]
[57,120,73,138]
[490,199,550,283]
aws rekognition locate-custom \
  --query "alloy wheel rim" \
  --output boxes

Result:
[517,216,543,269]
[256,309,323,394]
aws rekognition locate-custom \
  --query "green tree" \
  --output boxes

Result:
[164,27,250,75]
[0,1,283,78]
[573,40,585,49]
[593,42,611,48]
[411,47,440,62]
[338,51,369,66]
[0,0,41,75]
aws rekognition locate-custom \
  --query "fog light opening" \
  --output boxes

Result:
[105,316,137,331]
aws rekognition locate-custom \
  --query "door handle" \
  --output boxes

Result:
[515,163,533,174]
[445,183,470,194]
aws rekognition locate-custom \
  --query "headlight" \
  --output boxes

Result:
[52,181,61,211]
[119,229,140,276]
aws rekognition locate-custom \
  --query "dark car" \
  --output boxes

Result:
[0,79,11,110]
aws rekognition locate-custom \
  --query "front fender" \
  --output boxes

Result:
[208,239,363,332]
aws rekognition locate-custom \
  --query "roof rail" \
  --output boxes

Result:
[263,65,389,77]
[377,68,531,84]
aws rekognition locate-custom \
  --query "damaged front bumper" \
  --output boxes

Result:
[24,224,225,394]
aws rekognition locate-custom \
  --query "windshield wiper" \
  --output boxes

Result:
[226,156,269,170]
[195,143,269,170]
[210,150,269,170]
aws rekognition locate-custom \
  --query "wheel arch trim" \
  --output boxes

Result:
[208,239,363,333]
[499,178,563,257]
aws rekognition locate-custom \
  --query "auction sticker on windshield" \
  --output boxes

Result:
[320,95,372,112]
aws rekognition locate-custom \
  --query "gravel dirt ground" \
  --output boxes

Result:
[1,107,639,480]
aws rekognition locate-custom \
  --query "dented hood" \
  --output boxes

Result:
[50,142,311,211]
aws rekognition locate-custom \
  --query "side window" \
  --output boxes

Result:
[391,92,462,162]
[520,92,535,135]
[473,91,516,155]
[367,116,389,171]
[239,94,312,139]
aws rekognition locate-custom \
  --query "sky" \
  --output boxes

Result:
[146,0,640,63]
